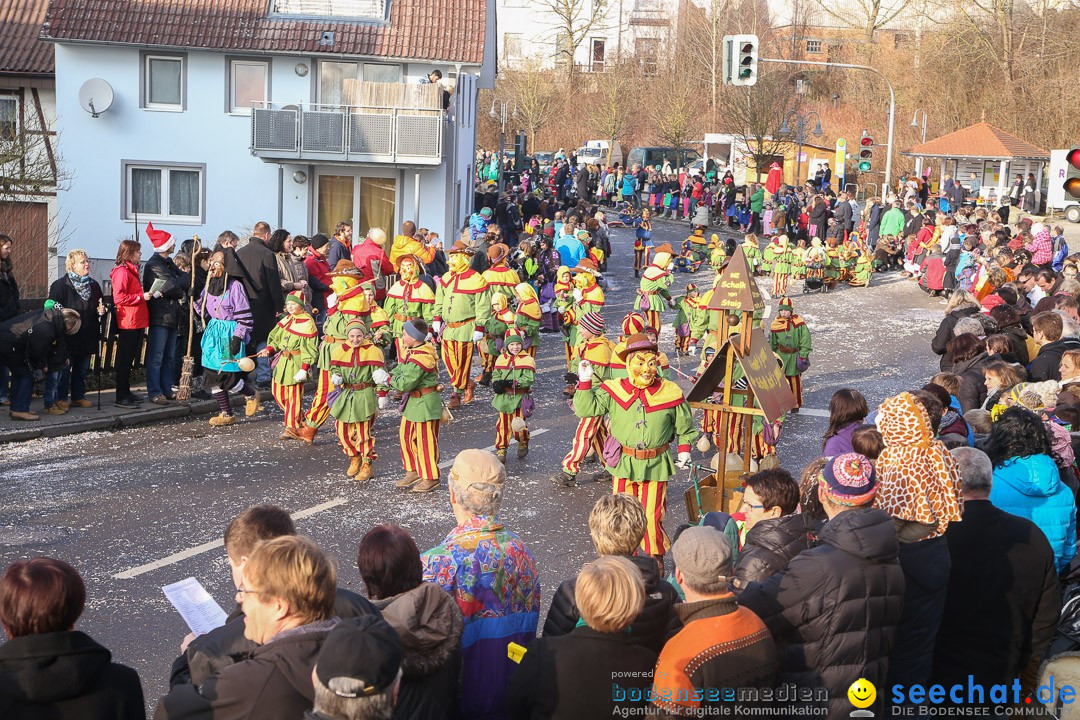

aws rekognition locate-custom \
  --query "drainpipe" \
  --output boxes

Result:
[277,165,284,228]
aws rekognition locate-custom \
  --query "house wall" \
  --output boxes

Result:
[54,44,475,266]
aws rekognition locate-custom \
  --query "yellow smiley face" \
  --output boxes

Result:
[847,678,876,709]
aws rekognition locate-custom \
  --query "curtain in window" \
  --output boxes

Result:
[359,177,395,235]
[233,63,267,111]
[132,168,162,215]
[170,170,200,217]
[149,58,182,105]
[318,175,354,236]
[319,62,358,109]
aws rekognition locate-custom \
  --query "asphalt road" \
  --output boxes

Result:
[0,214,945,707]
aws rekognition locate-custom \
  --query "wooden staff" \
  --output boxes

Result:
[175,235,201,404]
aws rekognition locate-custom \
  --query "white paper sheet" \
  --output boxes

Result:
[162,577,228,636]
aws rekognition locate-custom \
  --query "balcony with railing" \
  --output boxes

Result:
[250,82,445,165]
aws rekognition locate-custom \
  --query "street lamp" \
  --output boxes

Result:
[910,109,928,177]
[489,99,517,195]
[780,110,823,189]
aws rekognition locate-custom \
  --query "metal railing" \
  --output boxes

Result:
[250,101,443,163]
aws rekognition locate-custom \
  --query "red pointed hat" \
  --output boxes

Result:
[146,222,174,253]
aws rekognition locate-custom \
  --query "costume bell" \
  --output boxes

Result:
[197,249,258,426]
[636,243,675,334]
[573,334,697,559]
[480,292,515,386]
[261,293,318,440]
[383,253,436,359]
[433,241,491,409]
[491,329,535,462]
[328,319,386,481]
[299,260,369,443]
[389,319,443,493]
[554,311,613,487]
[768,297,812,408]
[511,282,542,358]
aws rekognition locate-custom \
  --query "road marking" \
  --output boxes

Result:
[437,427,551,469]
[112,496,348,580]
[796,408,830,418]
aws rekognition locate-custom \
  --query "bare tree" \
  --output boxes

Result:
[501,59,561,151]
[678,0,728,127]
[585,61,637,164]
[715,71,801,184]
[646,72,702,160]
[812,0,910,43]
[533,0,610,86]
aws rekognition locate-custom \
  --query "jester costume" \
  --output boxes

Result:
[636,243,674,335]
[197,249,257,426]
[480,292,515,385]
[383,253,436,359]
[556,311,613,486]
[769,297,812,408]
[674,284,700,355]
[390,323,443,493]
[434,241,491,408]
[491,329,535,461]
[328,320,386,481]
[561,259,605,370]
[482,243,521,295]
[265,294,319,438]
[632,211,652,278]
[610,311,671,380]
[573,334,697,558]
[512,282,542,358]
[767,235,793,296]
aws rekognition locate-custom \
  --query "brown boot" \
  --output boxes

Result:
[346,457,364,477]
[355,460,374,482]
[296,425,317,445]
[245,390,262,417]
[208,413,236,427]
[447,393,462,410]
[517,441,529,459]
[396,470,420,489]
[411,478,440,493]
[10,411,40,421]
[463,381,475,405]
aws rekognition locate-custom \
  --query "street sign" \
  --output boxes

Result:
[835,138,847,185]
[706,247,764,313]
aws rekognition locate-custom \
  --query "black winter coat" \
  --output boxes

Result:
[505,627,657,720]
[931,304,983,371]
[933,500,1061,694]
[235,238,285,345]
[952,351,990,413]
[0,630,145,720]
[49,275,104,357]
[542,554,681,654]
[1028,337,1080,382]
[886,536,952,692]
[142,254,186,328]
[867,204,883,241]
[733,514,813,589]
[0,260,19,321]
[0,308,68,371]
[833,200,853,230]
[738,507,904,720]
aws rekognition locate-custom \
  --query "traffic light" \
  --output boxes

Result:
[514,132,527,172]
[723,34,758,86]
[1065,147,1080,200]
[858,131,874,173]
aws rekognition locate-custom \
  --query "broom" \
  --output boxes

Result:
[175,235,201,404]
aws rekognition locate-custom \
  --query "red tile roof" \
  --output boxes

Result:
[0,0,53,75]
[42,0,486,65]
[904,122,1049,160]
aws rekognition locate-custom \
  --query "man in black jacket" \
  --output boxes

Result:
[933,447,1060,701]
[733,469,810,589]
[143,224,186,404]
[1028,311,1080,381]
[543,494,681,654]
[739,453,904,718]
[236,221,284,389]
[0,306,78,421]
[833,192,854,240]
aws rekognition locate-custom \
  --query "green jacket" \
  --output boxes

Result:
[267,314,319,386]
[769,317,812,376]
[485,310,514,356]
[491,352,535,414]
[750,188,765,213]
[573,378,696,482]
[383,279,436,339]
[435,269,491,342]
[638,267,673,312]
[879,207,906,237]
[328,342,384,423]
[390,343,443,422]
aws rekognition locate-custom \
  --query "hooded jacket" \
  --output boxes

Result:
[991,453,1077,573]
[0,631,145,720]
[1028,337,1080,382]
[374,582,464,720]
[542,554,681,654]
[733,514,813,589]
[931,303,982,371]
[738,508,904,719]
[0,307,69,371]
[951,351,990,413]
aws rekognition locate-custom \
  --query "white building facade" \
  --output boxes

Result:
[42,0,495,268]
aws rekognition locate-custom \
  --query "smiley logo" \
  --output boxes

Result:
[848,678,876,709]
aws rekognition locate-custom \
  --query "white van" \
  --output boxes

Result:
[576,140,623,168]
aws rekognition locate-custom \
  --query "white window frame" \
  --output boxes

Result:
[591,38,606,71]
[142,52,186,111]
[805,39,822,54]
[362,63,402,84]
[0,91,18,142]
[122,161,206,224]
[227,57,271,115]
[504,33,523,61]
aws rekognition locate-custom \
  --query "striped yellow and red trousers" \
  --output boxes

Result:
[643,310,661,334]
[303,369,332,429]
[561,415,610,475]
[478,345,497,375]
[725,413,774,462]
[336,419,374,459]
[441,339,474,393]
[271,382,304,430]
[614,478,670,557]
[564,342,576,372]
[495,409,530,450]
[400,418,440,481]
[787,374,803,408]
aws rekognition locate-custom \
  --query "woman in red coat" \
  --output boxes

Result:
[109,240,150,408]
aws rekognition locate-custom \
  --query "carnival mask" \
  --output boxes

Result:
[399,258,418,282]
[574,272,593,290]
[449,253,470,274]
[209,251,226,278]
[627,351,659,388]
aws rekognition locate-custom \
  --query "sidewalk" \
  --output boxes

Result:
[0,386,242,444]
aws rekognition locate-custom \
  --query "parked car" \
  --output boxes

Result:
[627,146,702,171]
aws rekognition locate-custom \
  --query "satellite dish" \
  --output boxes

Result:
[78,79,114,118]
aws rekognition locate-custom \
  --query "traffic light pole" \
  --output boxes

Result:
[760,58,895,196]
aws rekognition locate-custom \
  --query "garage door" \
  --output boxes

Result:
[0,200,48,299]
